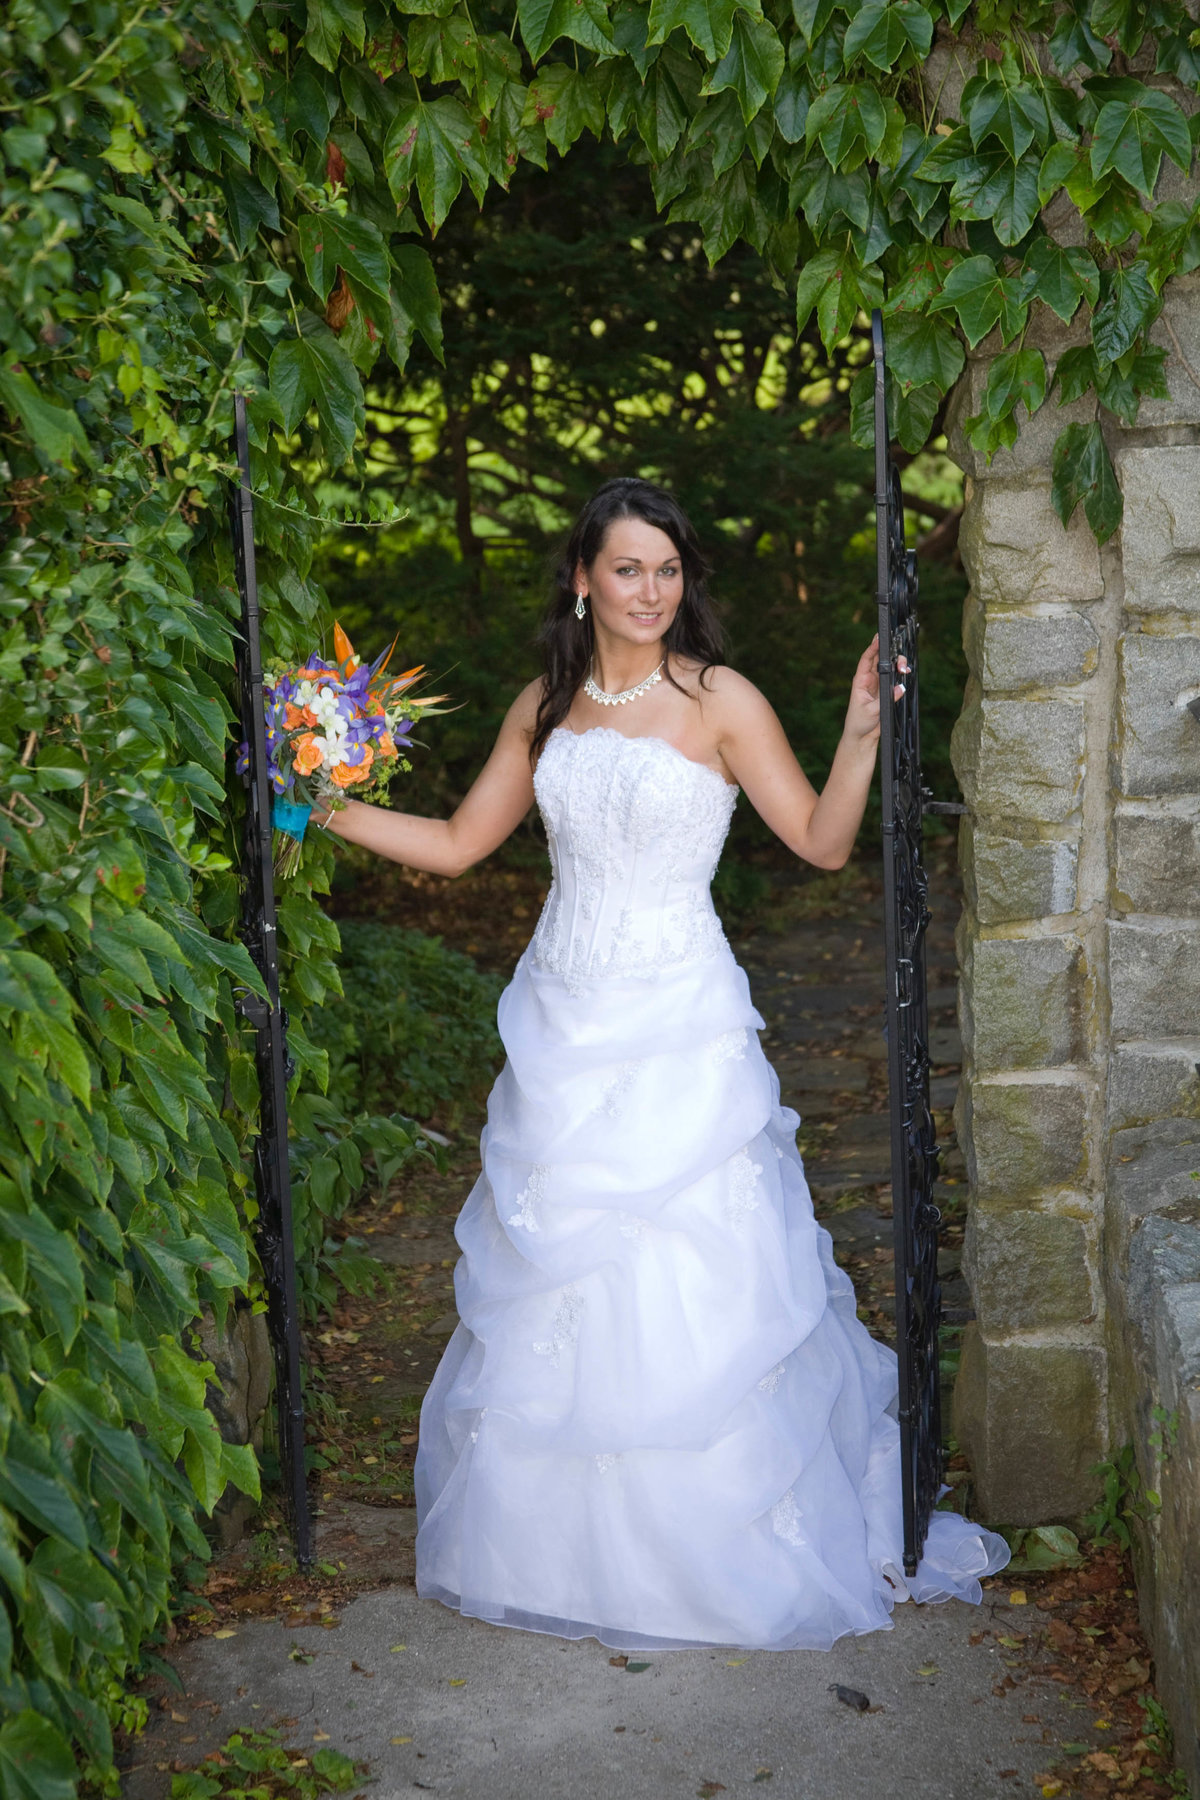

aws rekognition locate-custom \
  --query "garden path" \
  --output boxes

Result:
[121,856,1172,1800]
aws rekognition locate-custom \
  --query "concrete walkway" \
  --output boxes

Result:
[125,1578,1099,1800]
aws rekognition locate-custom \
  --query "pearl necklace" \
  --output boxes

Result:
[584,661,664,707]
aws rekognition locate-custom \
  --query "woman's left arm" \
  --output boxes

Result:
[714,638,898,871]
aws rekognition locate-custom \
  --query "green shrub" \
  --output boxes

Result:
[314,924,504,1128]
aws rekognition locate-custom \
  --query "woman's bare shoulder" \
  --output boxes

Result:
[683,661,773,724]
[499,676,548,745]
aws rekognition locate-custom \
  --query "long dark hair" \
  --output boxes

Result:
[530,477,727,763]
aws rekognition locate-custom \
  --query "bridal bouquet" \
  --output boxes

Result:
[237,623,447,876]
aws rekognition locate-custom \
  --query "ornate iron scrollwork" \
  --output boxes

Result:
[872,311,943,1577]
[229,394,312,1565]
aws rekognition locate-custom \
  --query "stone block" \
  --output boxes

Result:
[1108,1118,1200,1250]
[1109,918,1200,1038]
[964,827,1079,924]
[956,479,1105,607]
[949,364,1100,483]
[1120,447,1200,616]
[980,610,1100,693]
[1108,1041,1200,1130]
[964,1206,1095,1334]
[1128,1217,1200,1361]
[967,1077,1090,1204]
[952,698,1085,823]
[1113,811,1200,914]
[1125,274,1200,430]
[963,933,1085,1070]
[952,1329,1106,1523]
[195,1302,273,1548]
[1116,634,1200,797]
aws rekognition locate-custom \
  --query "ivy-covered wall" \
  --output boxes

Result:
[3,0,1199,1792]
[948,269,1200,1788]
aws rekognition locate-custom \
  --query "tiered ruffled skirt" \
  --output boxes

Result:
[414,951,1009,1650]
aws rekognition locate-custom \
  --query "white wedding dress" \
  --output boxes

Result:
[414,726,1009,1650]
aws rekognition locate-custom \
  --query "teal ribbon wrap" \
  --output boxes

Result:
[272,798,312,842]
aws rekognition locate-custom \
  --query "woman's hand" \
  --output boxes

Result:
[843,635,909,746]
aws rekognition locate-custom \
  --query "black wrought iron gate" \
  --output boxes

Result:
[229,393,312,1565]
[872,310,946,1577]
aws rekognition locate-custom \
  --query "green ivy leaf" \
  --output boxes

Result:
[0,365,87,469]
[524,64,607,153]
[1095,344,1170,424]
[1048,8,1111,73]
[806,83,888,164]
[1090,88,1192,196]
[1051,419,1121,541]
[794,247,884,353]
[954,152,1041,246]
[646,0,751,61]
[772,63,810,142]
[881,309,965,392]
[383,97,489,232]
[220,168,281,256]
[843,1,932,72]
[963,76,1049,161]
[0,1710,77,1800]
[928,253,1027,346]
[1037,140,1081,206]
[268,318,365,463]
[517,0,614,61]
[1092,260,1159,363]
[1155,29,1200,85]
[792,0,837,46]
[670,156,770,260]
[793,158,871,231]
[1084,181,1152,250]
[982,345,1048,419]
[303,0,366,72]
[882,244,960,313]
[276,57,337,143]
[1054,343,1099,404]
[703,13,785,123]
[407,13,479,83]
[389,242,444,364]
[298,210,391,303]
[631,48,699,160]
[1019,236,1099,322]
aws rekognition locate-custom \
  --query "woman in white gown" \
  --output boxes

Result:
[318,476,1009,1651]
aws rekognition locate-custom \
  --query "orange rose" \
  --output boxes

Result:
[284,703,305,729]
[377,730,397,758]
[329,759,368,788]
[293,733,324,776]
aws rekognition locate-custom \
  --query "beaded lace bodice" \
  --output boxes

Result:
[527,727,738,992]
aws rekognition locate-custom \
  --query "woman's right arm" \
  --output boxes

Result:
[314,681,541,878]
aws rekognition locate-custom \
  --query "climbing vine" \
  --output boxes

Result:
[1,0,1197,1792]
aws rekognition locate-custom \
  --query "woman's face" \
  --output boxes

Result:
[576,516,685,649]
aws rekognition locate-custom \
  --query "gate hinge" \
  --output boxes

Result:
[921,786,967,818]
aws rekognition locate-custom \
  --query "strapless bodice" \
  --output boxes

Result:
[527,727,739,994]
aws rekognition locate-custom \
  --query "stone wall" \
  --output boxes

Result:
[946,272,1200,1785]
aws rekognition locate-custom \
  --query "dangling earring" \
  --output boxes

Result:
[574,591,587,621]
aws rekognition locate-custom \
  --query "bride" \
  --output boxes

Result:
[317,475,1009,1651]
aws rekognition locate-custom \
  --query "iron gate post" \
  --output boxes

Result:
[229,392,312,1566]
[872,310,944,1577]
